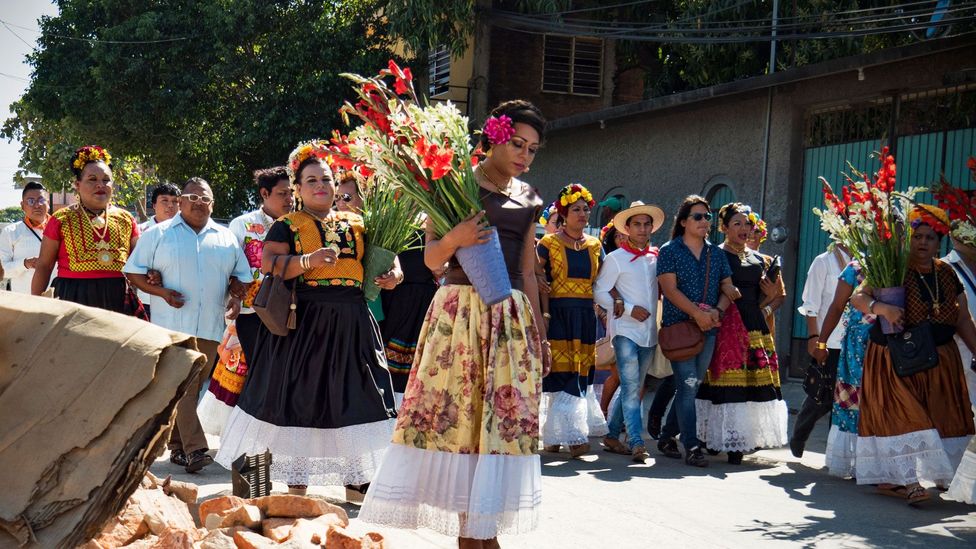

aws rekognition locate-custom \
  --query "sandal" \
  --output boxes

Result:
[875,484,908,499]
[905,485,930,505]
[602,437,630,455]
[543,445,561,453]
[569,443,591,458]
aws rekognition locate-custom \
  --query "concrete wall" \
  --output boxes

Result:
[527,44,976,374]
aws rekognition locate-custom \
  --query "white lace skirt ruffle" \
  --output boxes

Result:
[695,399,788,452]
[358,443,542,540]
[214,407,395,486]
[947,442,976,504]
[197,390,232,437]
[825,425,857,479]
[541,391,608,446]
[854,429,967,486]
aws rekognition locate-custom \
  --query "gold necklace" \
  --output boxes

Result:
[724,241,747,262]
[916,262,940,315]
[81,204,113,265]
[478,165,511,197]
[560,229,586,251]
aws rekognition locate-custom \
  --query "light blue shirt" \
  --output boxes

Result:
[124,213,252,341]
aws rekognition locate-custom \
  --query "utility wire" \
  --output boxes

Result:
[0,18,194,44]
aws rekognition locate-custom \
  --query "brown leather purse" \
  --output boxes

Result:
[658,248,711,362]
[252,255,298,336]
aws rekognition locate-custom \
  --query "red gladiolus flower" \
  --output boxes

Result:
[394,67,413,95]
[968,156,976,171]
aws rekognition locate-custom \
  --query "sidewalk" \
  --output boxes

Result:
[151,381,976,548]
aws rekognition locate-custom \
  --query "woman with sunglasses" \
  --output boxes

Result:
[656,195,737,467]
[694,203,789,465]
[31,146,140,314]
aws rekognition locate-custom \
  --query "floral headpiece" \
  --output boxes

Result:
[287,140,332,184]
[908,204,951,236]
[747,211,768,244]
[539,201,558,226]
[555,184,595,216]
[71,145,112,172]
[600,221,615,242]
[483,115,515,146]
[718,202,752,232]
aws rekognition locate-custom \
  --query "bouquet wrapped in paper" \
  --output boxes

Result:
[813,147,924,333]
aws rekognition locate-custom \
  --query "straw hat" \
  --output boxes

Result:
[613,200,666,235]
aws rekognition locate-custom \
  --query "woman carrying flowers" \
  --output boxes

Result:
[851,205,976,504]
[31,146,140,313]
[537,184,608,457]
[361,100,548,547]
[695,202,789,465]
[215,141,398,500]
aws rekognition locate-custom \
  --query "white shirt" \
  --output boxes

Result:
[797,249,850,350]
[124,214,252,342]
[135,216,160,304]
[594,248,659,348]
[227,208,277,315]
[0,220,54,293]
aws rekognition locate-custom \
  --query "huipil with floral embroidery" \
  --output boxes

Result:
[229,208,278,312]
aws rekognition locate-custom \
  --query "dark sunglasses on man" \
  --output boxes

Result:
[690,212,713,222]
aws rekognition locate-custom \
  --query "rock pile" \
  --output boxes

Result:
[80,473,385,548]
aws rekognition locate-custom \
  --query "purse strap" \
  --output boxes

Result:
[271,254,299,330]
[700,247,712,304]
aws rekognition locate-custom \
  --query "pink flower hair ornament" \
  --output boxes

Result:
[483,115,516,146]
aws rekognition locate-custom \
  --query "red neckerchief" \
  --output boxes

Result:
[24,215,48,231]
[620,240,658,262]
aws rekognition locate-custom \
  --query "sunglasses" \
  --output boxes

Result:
[338,193,354,203]
[25,197,48,207]
[689,212,713,222]
[182,194,214,204]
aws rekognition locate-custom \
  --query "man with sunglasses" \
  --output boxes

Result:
[1,182,56,293]
[335,171,363,213]
[124,177,252,473]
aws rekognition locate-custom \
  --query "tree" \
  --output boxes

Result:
[0,207,23,223]
[3,0,395,217]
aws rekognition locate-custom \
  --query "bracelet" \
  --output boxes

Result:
[299,254,310,270]
[763,306,773,317]
[807,334,820,340]
[614,298,624,304]
[868,299,877,314]
[816,342,828,351]
[542,312,551,320]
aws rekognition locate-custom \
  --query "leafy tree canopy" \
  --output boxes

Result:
[3,0,394,217]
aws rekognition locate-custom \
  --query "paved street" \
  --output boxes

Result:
[152,382,976,548]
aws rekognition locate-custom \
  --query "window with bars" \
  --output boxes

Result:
[428,45,451,97]
[542,35,603,96]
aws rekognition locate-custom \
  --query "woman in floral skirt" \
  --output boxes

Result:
[360,100,549,548]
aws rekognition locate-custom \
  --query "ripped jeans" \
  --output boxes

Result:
[661,334,716,451]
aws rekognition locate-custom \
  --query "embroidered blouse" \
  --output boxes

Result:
[537,233,603,300]
[43,204,138,278]
[266,210,365,288]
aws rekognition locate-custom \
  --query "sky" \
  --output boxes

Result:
[0,1,59,209]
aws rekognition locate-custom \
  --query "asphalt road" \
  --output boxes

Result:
[151,382,976,548]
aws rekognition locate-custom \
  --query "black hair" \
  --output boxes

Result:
[182,177,210,191]
[479,100,547,151]
[22,181,45,197]
[294,157,332,185]
[335,170,363,196]
[150,182,180,205]
[602,226,620,253]
[670,195,711,239]
[718,202,750,229]
[254,166,289,198]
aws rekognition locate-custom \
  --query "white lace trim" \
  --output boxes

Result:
[540,391,607,446]
[947,443,976,504]
[854,429,958,486]
[358,444,541,540]
[197,390,233,437]
[825,425,857,479]
[695,399,788,452]
[214,408,395,486]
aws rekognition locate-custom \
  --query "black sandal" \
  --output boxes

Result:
[168,448,188,467]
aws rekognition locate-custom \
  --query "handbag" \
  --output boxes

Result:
[887,321,939,377]
[123,283,149,321]
[594,335,615,369]
[802,357,835,404]
[659,248,711,362]
[252,255,298,337]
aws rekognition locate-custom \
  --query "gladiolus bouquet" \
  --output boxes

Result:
[336,60,482,239]
[813,147,924,289]
[931,156,976,247]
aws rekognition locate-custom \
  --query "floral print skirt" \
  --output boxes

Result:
[359,285,544,539]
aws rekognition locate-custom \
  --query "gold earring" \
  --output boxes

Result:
[487,149,493,158]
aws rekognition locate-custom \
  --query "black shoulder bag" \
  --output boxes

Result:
[887,266,940,377]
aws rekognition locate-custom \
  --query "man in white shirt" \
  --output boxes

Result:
[594,201,664,463]
[227,166,293,360]
[0,182,55,293]
[124,177,252,473]
[944,236,976,411]
[136,183,181,317]
[790,245,850,457]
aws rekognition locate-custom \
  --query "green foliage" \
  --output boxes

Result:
[0,207,23,223]
[3,0,395,218]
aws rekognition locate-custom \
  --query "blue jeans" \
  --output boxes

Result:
[661,335,716,451]
[607,336,655,449]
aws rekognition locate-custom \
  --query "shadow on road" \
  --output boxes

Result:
[540,446,781,482]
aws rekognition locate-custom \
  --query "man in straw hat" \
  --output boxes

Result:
[594,200,666,463]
